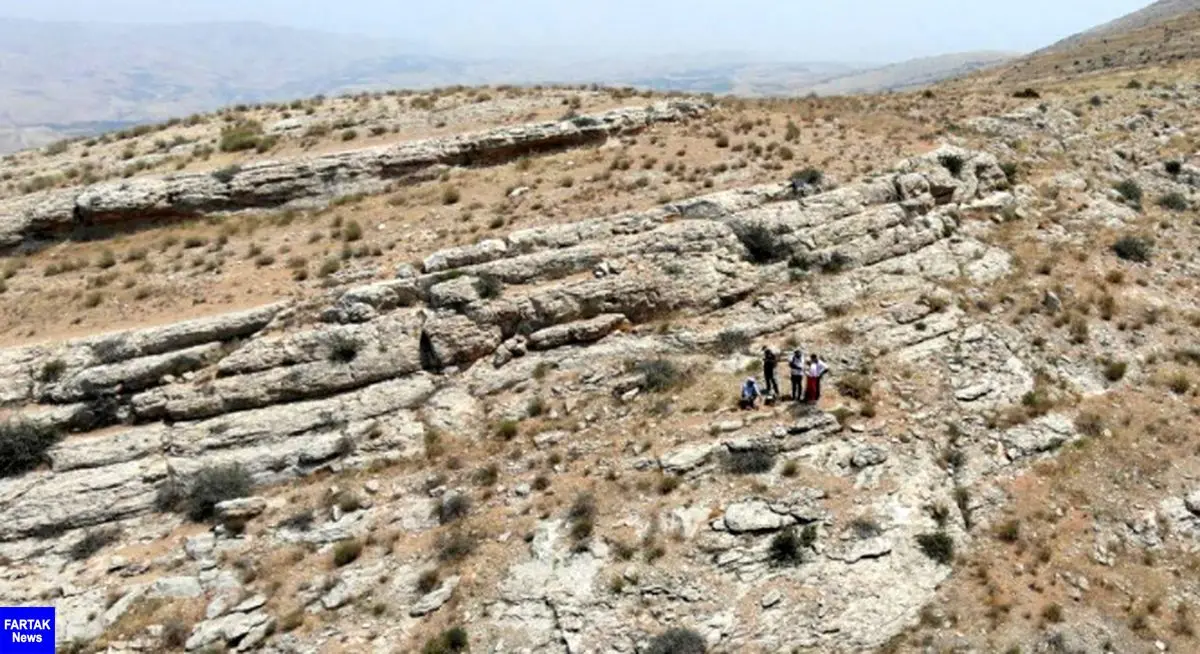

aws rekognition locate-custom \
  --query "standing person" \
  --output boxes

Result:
[789,349,806,402]
[739,377,761,410]
[805,354,829,404]
[762,346,780,398]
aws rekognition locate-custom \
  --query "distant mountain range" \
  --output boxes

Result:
[0,18,1017,153]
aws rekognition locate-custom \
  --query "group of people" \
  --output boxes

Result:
[740,346,828,410]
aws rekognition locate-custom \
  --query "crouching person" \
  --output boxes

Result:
[739,377,761,410]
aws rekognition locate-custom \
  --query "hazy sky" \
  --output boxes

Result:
[0,0,1153,63]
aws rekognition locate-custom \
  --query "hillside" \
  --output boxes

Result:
[964,0,1200,86]
[1,41,1200,654]
[1039,0,1200,53]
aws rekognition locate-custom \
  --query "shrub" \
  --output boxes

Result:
[916,532,954,565]
[791,167,823,186]
[211,165,242,183]
[181,464,253,522]
[1042,602,1064,623]
[38,359,67,383]
[820,251,851,274]
[1169,373,1192,395]
[1089,95,1103,107]
[713,329,750,355]
[69,526,122,561]
[475,273,503,299]
[1112,236,1152,263]
[999,162,1019,184]
[1127,79,1143,89]
[635,359,685,393]
[435,493,472,524]
[850,517,881,539]
[472,464,499,487]
[733,223,789,264]
[0,420,64,478]
[436,530,477,562]
[657,475,681,495]
[1104,360,1128,382]
[721,447,775,475]
[318,258,341,278]
[1012,88,1040,99]
[836,374,872,401]
[161,618,190,649]
[341,129,358,141]
[646,627,707,654]
[1114,179,1143,207]
[417,569,441,594]
[496,420,519,440]
[327,332,360,363]
[341,220,363,242]
[332,539,363,567]
[422,626,469,654]
[1158,192,1189,211]
[567,493,597,545]
[769,528,804,567]
[218,121,264,152]
[996,519,1021,543]
[1165,160,1183,176]
[938,154,965,178]
[441,186,461,205]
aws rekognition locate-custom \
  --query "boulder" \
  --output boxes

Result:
[720,499,796,533]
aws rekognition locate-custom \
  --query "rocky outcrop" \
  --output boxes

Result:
[0,101,709,249]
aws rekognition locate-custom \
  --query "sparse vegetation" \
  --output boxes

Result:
[635,358,686,393]
[0,420,64,478]
[1113,179,1143,207]
[169,463,254,522]
[1112,236,1152,262]
[332,539,363,567]
[916,532,954,565]
[734,223,789,264]
[69,526,122,561]
[435,493,472,525]
[422,626,470,654]
[1157,192,1189,211]
[646,627,707,654]
[721,447,776,475]
[939,153,965,178]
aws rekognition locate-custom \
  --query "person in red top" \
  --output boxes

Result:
[805,354,829,404]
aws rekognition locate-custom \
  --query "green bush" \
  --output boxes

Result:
[938,154,965,178]
[422,626,469,654]
[635,359,685,393]
[69,526,122,561]
[646,627,707,654]
[0,420,64,478]
[218,121,264,152]
[475,273,504,300]
[436,530,477,563]
[791,167,823,186]
[1112,236,1153,263]
[916,532,954,565]
[435,493,471,525]
[721,447,775,475]
[567,492,597,546]
[495,420,519,440]
[1157,192,1189,212]
[332,539,363,567]
[211,165,242,183]
[1113,179,1143,207]
[713,329,750,355]
[836,374,873,401]
[734,223,790,264]
[181,464,253,521]
[1104,359,1128,382]
[1165,160,1183,176]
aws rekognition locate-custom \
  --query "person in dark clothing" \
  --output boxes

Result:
[788,349,806,401]
[762,347,780,397]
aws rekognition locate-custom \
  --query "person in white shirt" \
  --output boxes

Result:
[804,354,829,404]
[788,349,806,402]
